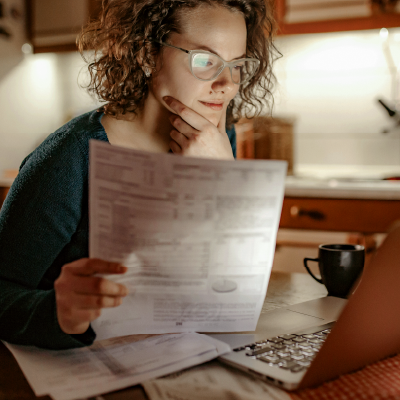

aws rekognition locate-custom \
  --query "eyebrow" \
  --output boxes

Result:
[189,43,247,60]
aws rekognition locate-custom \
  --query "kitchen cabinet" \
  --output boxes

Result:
[275,0,400,35]
[0,187,9,209]
[27,0,101,53]
[280,197,400,234]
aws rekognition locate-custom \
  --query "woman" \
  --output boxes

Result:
[0,0,277,349]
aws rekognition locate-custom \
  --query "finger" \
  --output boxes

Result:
[64,275,128,296]
[170,139,182,154]
[164,96,212,132]
[169,115,197,139]
[63,309,102,328]
[170,129,190,148]
[63,258,127,277]
[73,293,124,309]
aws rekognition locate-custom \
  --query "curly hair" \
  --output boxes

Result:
[78,0,279,126]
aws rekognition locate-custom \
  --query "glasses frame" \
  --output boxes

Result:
[154,40,260,85]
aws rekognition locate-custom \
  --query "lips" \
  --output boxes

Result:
[199,100,224,111]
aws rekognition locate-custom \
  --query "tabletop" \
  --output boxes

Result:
[0,271,328,400]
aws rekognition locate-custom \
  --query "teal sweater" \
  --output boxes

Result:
[0,109,236,349]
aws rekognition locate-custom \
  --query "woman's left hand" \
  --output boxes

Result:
[164,96,234,160]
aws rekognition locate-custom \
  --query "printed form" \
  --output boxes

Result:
[90,140,287,340]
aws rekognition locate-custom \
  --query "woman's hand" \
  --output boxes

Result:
[164,96,234,160]
[54,258,128,335]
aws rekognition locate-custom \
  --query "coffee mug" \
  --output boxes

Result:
[303,244,365,298]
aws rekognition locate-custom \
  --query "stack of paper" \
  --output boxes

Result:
[5,333,230,400]
[5,142,287,400]
[284,0,371,23]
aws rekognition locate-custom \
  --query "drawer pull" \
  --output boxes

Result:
[290,206,326,221]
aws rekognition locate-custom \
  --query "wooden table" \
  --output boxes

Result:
[0,271,327,400]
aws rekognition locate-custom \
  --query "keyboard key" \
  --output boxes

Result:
[278,334,297,340]
[259,354,279,361]
[258,356,280,364]
[279,361,299,370]
[271,344,286,350]
[246,346,274,356]
[268,337,283,344]
[291,354,305,361]
[282,339,296,345]
[298,343,313,349]
[298,360,311,367]
[293,337,306,343]
[302,334,318,339]
[276,351,291,358]
[308,339,324,344]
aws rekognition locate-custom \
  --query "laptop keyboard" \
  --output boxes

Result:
[232,327,332,373]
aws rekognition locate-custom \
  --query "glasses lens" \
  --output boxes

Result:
[231,60,259,84]
[192,53,223,80]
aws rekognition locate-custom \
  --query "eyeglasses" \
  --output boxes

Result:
[155,40,259,85]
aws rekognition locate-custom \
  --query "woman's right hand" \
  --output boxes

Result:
[54,258,128,335]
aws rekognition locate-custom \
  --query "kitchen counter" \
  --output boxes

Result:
[282,166,400,234]
[285,164,400,200]
[285,176,400,200]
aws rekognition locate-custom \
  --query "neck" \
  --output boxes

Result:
[102,91,173,153]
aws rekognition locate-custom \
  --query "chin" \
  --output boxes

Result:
[199,111,222,127]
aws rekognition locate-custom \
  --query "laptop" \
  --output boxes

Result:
[208,224,400,390]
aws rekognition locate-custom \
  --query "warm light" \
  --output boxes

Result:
[21,43,33,54]
[380,28,389,40]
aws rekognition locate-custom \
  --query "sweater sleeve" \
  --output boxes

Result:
[226,124,237,159]
[0,127,95,349]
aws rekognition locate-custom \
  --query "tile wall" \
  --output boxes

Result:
[273,28,400,167]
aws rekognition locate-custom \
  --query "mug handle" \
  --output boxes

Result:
[303,258,323,284]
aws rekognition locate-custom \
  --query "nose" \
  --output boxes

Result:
[211,67,234,94]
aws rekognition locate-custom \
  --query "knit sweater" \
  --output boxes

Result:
[0,109,236,349]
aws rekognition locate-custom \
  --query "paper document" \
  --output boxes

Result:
[5,333,230,400]
[89,140,286,340]
[143,360,292,400]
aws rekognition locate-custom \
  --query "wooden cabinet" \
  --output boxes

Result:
[27,0,101,53]
[0,188,10,209]
[275,0,400,35]
[280,196,400,234]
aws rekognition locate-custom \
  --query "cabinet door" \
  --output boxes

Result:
[28,0,101,53]
[280,197,400,233]
[275,0,400,35]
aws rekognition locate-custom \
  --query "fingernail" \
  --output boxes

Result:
[163,96,172,105]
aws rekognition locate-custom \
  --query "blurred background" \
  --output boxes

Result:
[1,0,400,275]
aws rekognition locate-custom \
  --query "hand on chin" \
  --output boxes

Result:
[163,96,233,160]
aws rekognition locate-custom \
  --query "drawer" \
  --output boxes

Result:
[280,197,400,233]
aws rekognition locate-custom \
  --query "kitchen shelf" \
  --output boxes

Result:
[275,0,400,35]
[28,0,101,54]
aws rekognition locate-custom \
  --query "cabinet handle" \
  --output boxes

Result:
[290,206,326,221]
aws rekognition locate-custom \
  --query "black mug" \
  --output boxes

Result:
[303,244,365,298]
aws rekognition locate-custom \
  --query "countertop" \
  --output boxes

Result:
[285,164,400,200]
[2,165,400,200]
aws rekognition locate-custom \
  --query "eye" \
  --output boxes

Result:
[193,54,216,69]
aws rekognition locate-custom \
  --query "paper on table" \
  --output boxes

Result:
[4,333,230,400]
[143,360,292,400]
[89,140,287,340]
